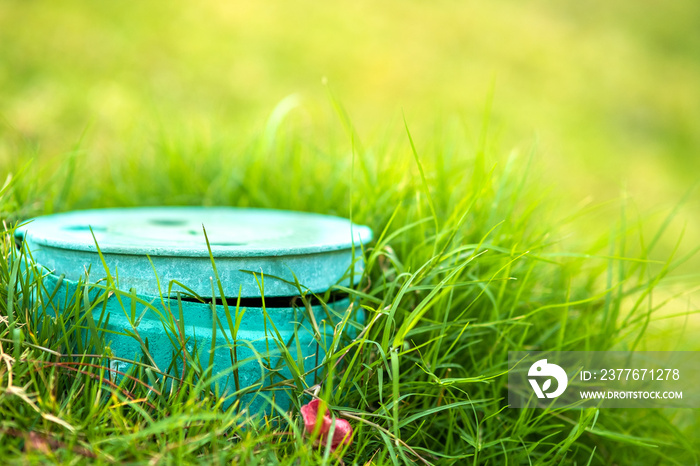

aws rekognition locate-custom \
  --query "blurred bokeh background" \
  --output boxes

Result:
[2,2,699,170]
[1,1,699,341]
[2,0,699,196]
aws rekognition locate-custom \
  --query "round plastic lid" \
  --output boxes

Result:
[16,207,373,298]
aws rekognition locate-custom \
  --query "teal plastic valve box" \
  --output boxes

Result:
[14,207,373,413]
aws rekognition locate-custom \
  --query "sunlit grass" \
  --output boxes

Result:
[0,109,698,463]
[1,1,699,461]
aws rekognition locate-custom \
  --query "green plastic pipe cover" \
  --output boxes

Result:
[15,207,373,413]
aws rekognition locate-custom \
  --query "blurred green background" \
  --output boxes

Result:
[2,1,699,186]
[1,1,698,278]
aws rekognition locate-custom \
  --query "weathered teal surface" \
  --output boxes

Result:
[16,207,373,297]
[37,271,356,413]
[16,207,372,413]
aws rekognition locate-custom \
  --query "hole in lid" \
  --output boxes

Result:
[210,241,247,246]
[149,219,187,226]
[64,225,107,232]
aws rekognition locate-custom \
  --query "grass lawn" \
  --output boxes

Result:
[1,1,699,464]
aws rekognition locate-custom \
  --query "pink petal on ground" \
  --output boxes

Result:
[329,418,353,450]
[300,399,354,451]
[300,399,331,435]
